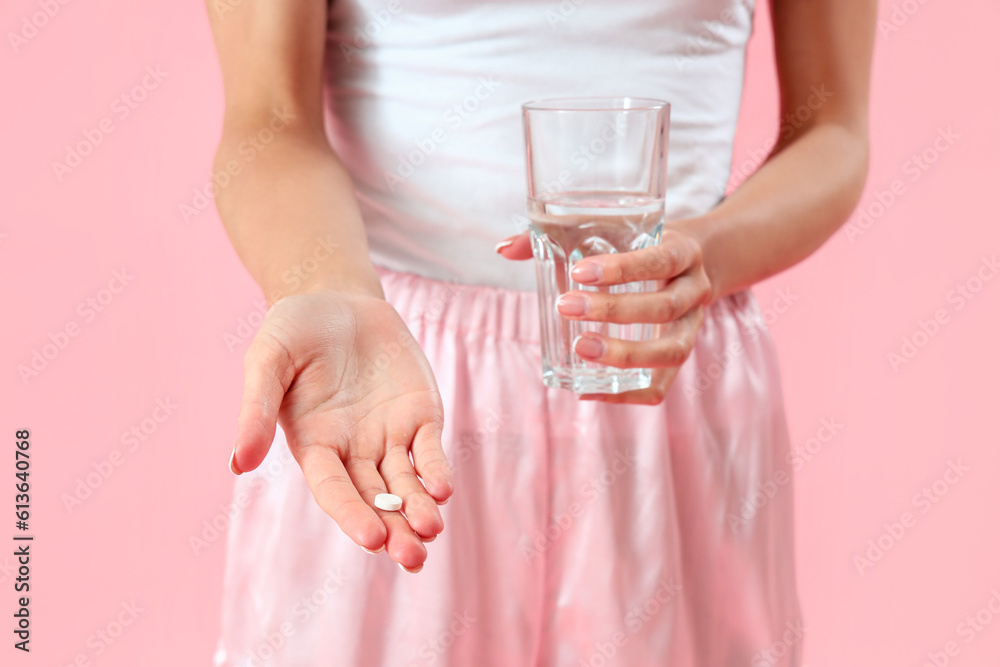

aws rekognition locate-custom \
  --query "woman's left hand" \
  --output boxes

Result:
[496,227,713,405]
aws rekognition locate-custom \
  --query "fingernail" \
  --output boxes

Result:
[229,447,242,475]
[571,262,603,283]
[399,562,423,574]
[573,335,606,359]
[362,544,385,554]
[556,293,587,317]
[420,534,437,543]
[494,239,514,253]
[436,465,455,498]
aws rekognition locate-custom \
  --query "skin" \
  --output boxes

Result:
[207,0,875,570]
[500,0,876,403]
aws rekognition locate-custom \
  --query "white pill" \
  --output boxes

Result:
[374,493,403,511]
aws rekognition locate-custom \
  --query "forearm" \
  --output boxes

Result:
[677,122,868,302]
[213,123,383,305]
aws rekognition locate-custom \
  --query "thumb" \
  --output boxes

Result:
[494,232,533,260]
[231,332,296,475]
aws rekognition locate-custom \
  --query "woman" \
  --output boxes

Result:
[208,0,874,664]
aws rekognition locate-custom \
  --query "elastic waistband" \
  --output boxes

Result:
[375,265,543,344]
[374,265,764,344]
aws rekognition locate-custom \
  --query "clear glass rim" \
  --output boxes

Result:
[521,96,669,112]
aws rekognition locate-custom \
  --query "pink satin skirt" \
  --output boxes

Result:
[215,265,803,667]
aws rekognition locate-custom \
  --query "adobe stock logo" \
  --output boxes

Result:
[520,447,637,561]
[180,106,295,222]
[238,568,347,665]
[223,299,269,352]
[673,4,746,71]
[887,254,998,372]
[685,287,800,402]
[878,0,932,39]
[55,600,145,667]
[577,579,682,666]
[17,268,134,385]
[546,0,588,30]
[51,66,169,182]
[407,611,477,666]
[7,0,74,54]
[751,620,807,667]
[61,398,179,514]
[844,127,958,243]
[853,459,969,575]
[727,417,843,532]
[382,76,501,191]
[338,0,406,62]
[921,588,1000,667]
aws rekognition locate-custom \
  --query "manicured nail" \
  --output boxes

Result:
[573,335,606,359]
[229,447,242,475]
[571,262,603,283]
[494,239,514,253]
[420,535,437,543]
[362,545,385,554]
[399,562,423,574]
[556,293,587,317]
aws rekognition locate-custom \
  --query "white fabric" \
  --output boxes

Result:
[322,0,755,290]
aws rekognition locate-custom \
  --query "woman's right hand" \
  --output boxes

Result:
[230,291,454,573]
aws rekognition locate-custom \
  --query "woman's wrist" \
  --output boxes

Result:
[669,210,735,305]
[261,263,385,306]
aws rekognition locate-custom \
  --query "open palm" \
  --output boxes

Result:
[230,291,454,572]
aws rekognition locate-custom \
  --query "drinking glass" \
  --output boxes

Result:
[521,97,670,394]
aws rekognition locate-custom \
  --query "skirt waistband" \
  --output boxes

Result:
[374,264,766,344]
[375,264,543,343]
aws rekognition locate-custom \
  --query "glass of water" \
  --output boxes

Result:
[521,97,670,394]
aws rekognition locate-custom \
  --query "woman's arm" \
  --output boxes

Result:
[498,0,877,403]
[207,0,383,303]
[207,0,453,568]
[499,0,876,299]
[678,0,877,301]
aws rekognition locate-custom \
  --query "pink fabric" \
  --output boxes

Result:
[215,265,802,666]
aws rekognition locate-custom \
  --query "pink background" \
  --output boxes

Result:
[2,1,998,665]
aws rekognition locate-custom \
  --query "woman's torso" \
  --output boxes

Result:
[323,0,755,290]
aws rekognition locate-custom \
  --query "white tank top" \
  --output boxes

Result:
[324,0,755,291]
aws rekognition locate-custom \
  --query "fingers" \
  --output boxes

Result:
[295,443,387,552]
[573,307,704,369]
[379,442,445,541]
[232,332,297,474]
[410,421,454,504]
[580,367,680,405]
[294,425,444,572]
[345,458,428,571]
[569,231,701,286]
[556,274,709,324]
[495,232,533,260]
